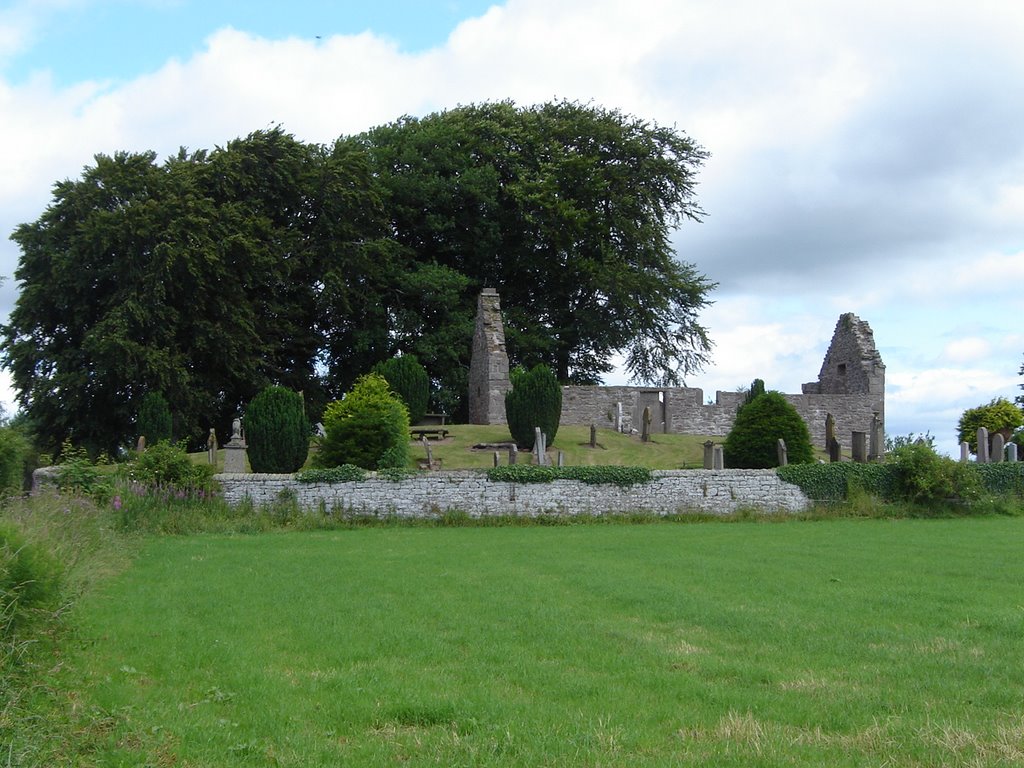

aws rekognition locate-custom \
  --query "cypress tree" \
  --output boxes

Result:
[245,386,310,473]
[137,392,172,444]
[372,354,430,425]
[504,364,562,450]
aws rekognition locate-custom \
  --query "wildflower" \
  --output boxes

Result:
[112,495,122,510]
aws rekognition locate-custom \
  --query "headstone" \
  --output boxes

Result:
[777,438,788,467]
[222,417,248,473]
[493,451,500,468]
[960,441,970,462]
[977,427,989,463]
[422,436,434,469]
[712,444,725,470]
[991,433,1005,463]
[1007,443,1019,463]
[828,437,841,463]
[641,406,652,443]
[136,435,146,454]
[825,413,835,451]
[206,428,218,465]
[508,444,518,465]
[468,289,511,425]
[851,431,867,463]
[615,402,623,432]
[869,412,881,461]
[557,451,564,468]
[590,424,597,448]
[533,427,547,466]
[703,440,715,470]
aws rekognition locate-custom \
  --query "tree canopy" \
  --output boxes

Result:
[957,397,1023,454]
[2,102,715,455]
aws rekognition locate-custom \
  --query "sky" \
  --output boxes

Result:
[1,0,1022,456]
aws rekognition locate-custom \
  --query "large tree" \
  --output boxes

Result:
[358,100,715,385]
[3,102,716,453]
[1,129,386,455]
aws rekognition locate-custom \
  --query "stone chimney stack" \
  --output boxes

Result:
[468,288,512,424]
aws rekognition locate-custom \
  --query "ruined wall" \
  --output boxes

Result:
[467,289,885,451]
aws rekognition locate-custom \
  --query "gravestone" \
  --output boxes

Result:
[869,412,881,460]
[828,437,841,463]
[825,413,835,452]
[206,428,218,465]
[641,406,652,443]
[615,402,623,432]
[534,427,547,466]
[222,417,248,473]
[508,444,518,465]
[851,431,867,463]
[493,451,500,468]
[703,440,715,470]
[960,441,970,462]
[977,427,989,463]
[468,288,511,425]
[557,451,564,468]
[991,433,1005,463]
[590,424,597,448]
[1008,443,1019,463]
[712,444,725,470]
[777,438,788,467]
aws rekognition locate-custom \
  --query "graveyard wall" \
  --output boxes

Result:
[215,469,811,517]
[559,386,879,448]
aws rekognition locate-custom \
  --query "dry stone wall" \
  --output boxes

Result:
[216,470,810,517]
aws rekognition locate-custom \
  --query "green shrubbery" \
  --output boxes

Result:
[136,392,172,444]
[487,464,653,487]
[0,425,31,495]
[505,365,562,450]
[122,440,216,494]
[296,465,369,483]
[373,355,430,426]
[314,374,410,470]
[244,386,310,473]
[724,390,813,468]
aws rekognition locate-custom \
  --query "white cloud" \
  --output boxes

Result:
[0,0,1023,442]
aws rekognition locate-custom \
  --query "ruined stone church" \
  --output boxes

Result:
[467,289,885,451]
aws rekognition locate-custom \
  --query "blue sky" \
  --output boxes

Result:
[4,1,496,84]
[1,0,1023,456]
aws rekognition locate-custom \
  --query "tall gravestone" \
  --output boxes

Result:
[468,288,512,425]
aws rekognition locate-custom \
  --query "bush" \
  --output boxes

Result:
[0,425,30,495]
[777,463,897,502]
[888,441,980,505]
[296,465,369,483]
[373,355,431,426]
[0,524,62,638]
[314,374,410,470]
[724,391,813,468]
[244,386,310,473]
[505,364,562,450]
[121,440,216,494]
[53,441,113,500]
[136,392,173,444]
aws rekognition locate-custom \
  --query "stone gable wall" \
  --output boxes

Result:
[216,470,811,518]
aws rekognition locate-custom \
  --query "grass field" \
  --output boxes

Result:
[47,517,1024,766]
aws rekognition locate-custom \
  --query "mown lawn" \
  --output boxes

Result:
[55,517,1024,766]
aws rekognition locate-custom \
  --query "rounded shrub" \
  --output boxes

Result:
[724,391,813,468]
[137,392,172,444]
[314,374,410,471]
[373,355,430,426]
[245,386,311,473]
[124,440,216,493]
[505,364,563,450]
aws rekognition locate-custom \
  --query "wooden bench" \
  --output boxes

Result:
[411,428,449,440]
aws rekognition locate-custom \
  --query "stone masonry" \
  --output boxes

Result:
[468,288,511,424]
[216,470,811,517]
[467,291,885,449]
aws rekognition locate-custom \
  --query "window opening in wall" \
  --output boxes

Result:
[837,364,847,376]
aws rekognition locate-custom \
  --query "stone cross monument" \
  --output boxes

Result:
[468,288,512,424]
